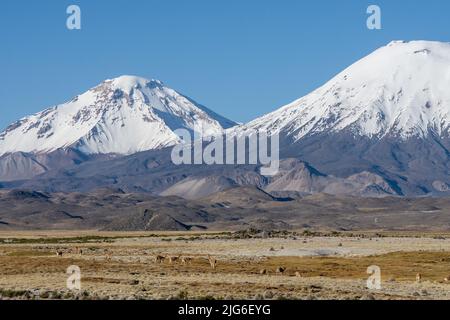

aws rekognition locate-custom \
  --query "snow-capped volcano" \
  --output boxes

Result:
[232,40,450,140]
[226,40,450,195]
[0,75,236,155]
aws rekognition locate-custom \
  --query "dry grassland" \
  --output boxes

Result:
[1,231,450,300]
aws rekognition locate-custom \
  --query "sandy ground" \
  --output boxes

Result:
[1,231,450,300]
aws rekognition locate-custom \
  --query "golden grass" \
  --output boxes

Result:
[261,252,450,282]
[6,250,54,257]
[1,232,450,299]
[1,248,449,282]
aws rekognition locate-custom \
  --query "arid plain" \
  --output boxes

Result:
[1,230,450,300]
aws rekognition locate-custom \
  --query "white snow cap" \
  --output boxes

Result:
[231,40,450,140]
[109,75,160,91]
[0,75,236,155]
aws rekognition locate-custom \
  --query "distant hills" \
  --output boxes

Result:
[1,187,450,231]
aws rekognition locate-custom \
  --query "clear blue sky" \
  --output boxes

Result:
[1,0,449,130]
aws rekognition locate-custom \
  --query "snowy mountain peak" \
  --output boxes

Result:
[0,76,237,156]
[106,75,163,93]
[233,40,450,140]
